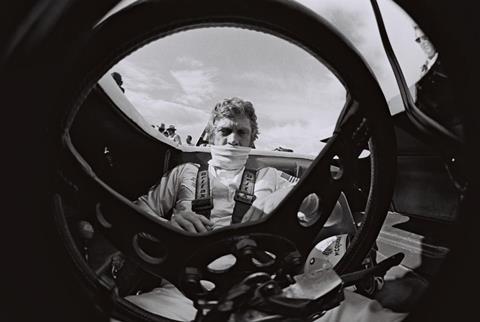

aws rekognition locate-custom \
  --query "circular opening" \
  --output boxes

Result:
[323,200,344,227]
[330,155,343,180]
[297,193,320,227]
[207,254,236,273]
[251,250,276,268]
[200,280,216,292]
[132,233,167,265]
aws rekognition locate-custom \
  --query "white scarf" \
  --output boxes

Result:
[208,145,251,170]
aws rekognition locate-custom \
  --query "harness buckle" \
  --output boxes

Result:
[191,198,214,212]
[234,190,256,204]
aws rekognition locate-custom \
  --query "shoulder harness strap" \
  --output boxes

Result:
[191,164,213,218]
[191,166,258,223]
[232,168,257,224]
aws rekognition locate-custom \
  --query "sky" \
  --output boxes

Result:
[108,0,428,156]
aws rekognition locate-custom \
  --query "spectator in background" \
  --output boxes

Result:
[111,72,125,93]
[166,125,182,145]
[185,135,194,146]
[413,25,463,138]
[414,26,437,76]
[158,123,166,134]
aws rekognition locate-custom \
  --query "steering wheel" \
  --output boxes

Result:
[55,0,396,321]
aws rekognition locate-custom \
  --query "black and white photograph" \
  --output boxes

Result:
[2,1,478,321]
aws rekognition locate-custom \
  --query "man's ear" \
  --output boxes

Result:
[205,124,214,144]
[207,132,214,145]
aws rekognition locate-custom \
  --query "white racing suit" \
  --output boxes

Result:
[135,163,299,229]
[116,163,406,322]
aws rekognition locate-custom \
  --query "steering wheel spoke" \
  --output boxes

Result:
[263,102,373,252]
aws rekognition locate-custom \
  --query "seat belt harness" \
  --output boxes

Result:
[232,168,257,224]
[191,164,213,218]
[191,166,257,223]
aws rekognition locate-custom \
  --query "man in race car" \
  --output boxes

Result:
[135,97,301,232]
[116,97,411,322]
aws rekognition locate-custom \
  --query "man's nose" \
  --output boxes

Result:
[227,133,239,146]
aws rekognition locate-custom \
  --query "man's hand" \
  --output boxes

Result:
[242,187,293,223]
[170,211,213,233]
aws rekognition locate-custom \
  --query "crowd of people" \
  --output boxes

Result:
[153,123,195,146]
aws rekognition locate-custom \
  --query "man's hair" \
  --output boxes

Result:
[206,97,259,147]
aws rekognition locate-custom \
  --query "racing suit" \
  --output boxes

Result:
[135,162,298,229]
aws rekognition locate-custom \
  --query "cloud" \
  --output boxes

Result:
[250,75,346,155]
[170,68,218,106]
[124,90,210,141]
[298,0,425,99]
[295,0,400,97]
[238,66,331,92]
[112,59,174,95]
[249,72,346,126]
[176,56,204,68]
[125,91,209,125]
[256,120,330,156]
[237,71,284,89]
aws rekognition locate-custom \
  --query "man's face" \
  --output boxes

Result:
[417,35,436,59]
[212,116,252,147]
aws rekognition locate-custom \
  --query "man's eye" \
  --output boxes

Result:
[220,129,231,136]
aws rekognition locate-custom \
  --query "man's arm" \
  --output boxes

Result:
[242,168,320,224]
[242,186,294,222]
[242,168,298,223]
[135,163,213,233]
[134,165,186,218]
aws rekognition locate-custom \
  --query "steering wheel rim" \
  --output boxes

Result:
[55,0,396,320]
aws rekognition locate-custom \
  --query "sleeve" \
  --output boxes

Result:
[249,168,299,215]
[274,169,300,190]
[134,164,187,218]
[273,169,320,223]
